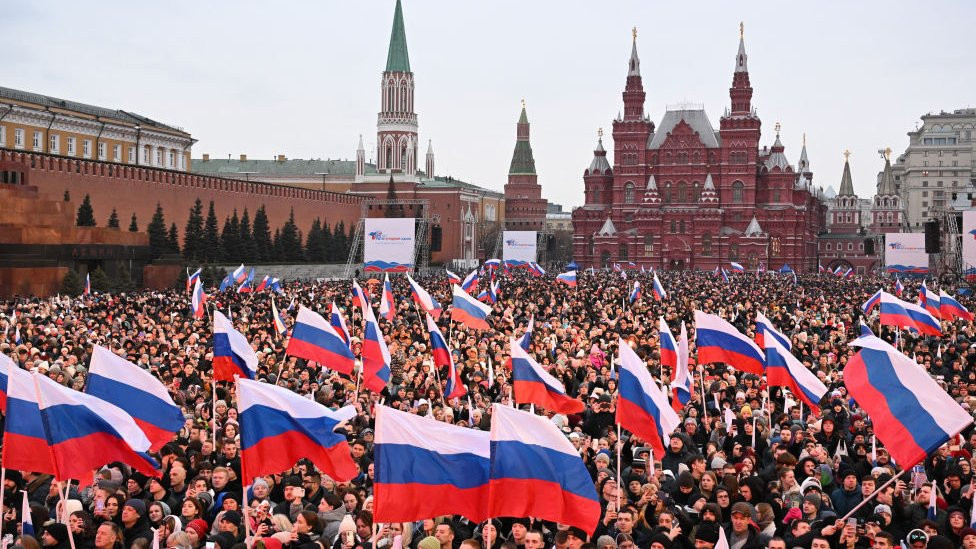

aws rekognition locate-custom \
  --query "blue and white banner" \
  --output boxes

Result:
[502,231,537,267]
[885,233,928,275]
[364,218,415,272]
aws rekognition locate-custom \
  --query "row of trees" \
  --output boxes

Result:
[75,192,140,232]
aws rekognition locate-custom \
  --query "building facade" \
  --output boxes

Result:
[885,108,976,229]
[572,28,827,272]
[0,87,194,172]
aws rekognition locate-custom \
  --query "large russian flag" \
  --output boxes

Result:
[617,340,680,460]
[446,269,462,285]
[0,352,10,412]
[361,300,392,393]
[879,291,941,336]
[488,404,600,533]
[3,361,55,474]
[213,310,259,381]
[658,317,678,372]
[862,289,882,315]
[379,273,395,322]
[330,301,351,347]
[374,405,489,523]
[764,333,827,415]
[845,335,972,466]
[940,290,974,321]
[426,314,465,399]
[34,372,159,480]
[754,311,791,352]
[920,283,942,319]
[671,323,692,412]
[652,273,667,300]
[86,345,185,451]
[287,305,356,375]
[694,310,764,374]
[451,284,492,330]
[461,269,479,293]
[510,340,583,414]
[237,377,358,483]
[407,274,442,319]
[555,271,577,287]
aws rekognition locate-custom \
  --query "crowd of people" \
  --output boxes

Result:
[2,268,976,549]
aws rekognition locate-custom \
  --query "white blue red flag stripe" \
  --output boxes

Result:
[629,281,641,303]
[191,279,206,318]
[232,264,247,283]
[451,284,492,330]
[859,319,874,338]
[510,339,582,414]
[84,273,91,295]
[351,279,368,309]
[730,261,745,272]
[2,361,54,474]
[361,299,392,393]
[895,277,904,297]
[287,305,356,375]
[446,269,461,285]
[652,273,667,300]
[237,377,358,482]
[272,298,288,337]
[330,302,350,347]
[863,289,882,314]
[187,268,201,293]
[672,322,692,412]
[33,372,158,480]
[879,291,941,336]
[213,310,258,381]
[518,315,534,351]
[374,405,489,523]
[556,271,577,287]
[379,273,395,322]
[658,317,677,372]
[721,268,730,283]
[694,310,764,375]
[488,404,600,533]
[617,339,681,460]
[940,290,973,321]
[0,352,10,412]
[754,311,791,352]
[846,335,972,466]
[85,345,184,451]
[484,259,501,269]
[461,269,479,293]
[920,283,942,319]
[764,332,827,415]
[20,491,33,537]
[407,274,442,319]
[427,314,465,399]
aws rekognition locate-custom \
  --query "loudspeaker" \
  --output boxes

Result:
[925,220,940,253]
[864,239,875,256]
[430,226,442,252]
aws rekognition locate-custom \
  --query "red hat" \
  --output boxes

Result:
[186,519,208,541]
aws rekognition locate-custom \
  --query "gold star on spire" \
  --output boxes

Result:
[739,22,744,39]
[803,132,807,146]
[521,98,525,110]
[632,27,637,41]
[774,121,781,135]
[843,149,851,161]
[884,146,892,160]
[598,128,603,138]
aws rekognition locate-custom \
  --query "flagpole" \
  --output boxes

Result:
[0,468,5,536]
[212,381,218,449]
[615,348,623,510]
[839,469,909,521]
[232,377,253,545]
[59,481,77,549]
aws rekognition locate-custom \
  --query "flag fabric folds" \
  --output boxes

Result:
[658,317,677,372]
[85,345,184,451]
[510,339,582,414]
[730,262,745,272]
[351,279,368,309]
[20,491,33,537]
[845,335,972,466]
[191,279,206,319]
[187,268,201,293]
[446,270,462,285]
[213,311,259,381]
[895,277,904,297]
[879,291,941,336]
[407,274,442,319]
[652,273,667,300]
[361,299,392,393]
[859,319,875,338]
[754,311,791,352]
[34,372,159,480]
[672,323,692,412]
[84,273,91,295]
[237,377,358,483]
[629,281,641,303]
[461,269,479,294]
[330,302,351,347]
[694,310,765,375]
[374,405,490,523]
[488,404,600,533]
[617,339,681,460]
[3,361,55,474]
[518,315,535,351]
[862,289,882,315]
[764,332,827,415]
[287,305,356,375]
[379,273,395,322]
[451,284,492,330]
[426,314,465,399]
[940,290,973,321]
[920,283,942,319]
[556,271,577,287]
[272,298,288,337]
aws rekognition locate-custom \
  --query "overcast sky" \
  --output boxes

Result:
[4,1,974,208]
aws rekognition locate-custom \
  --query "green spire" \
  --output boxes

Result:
[509,102,536,175]
[385,0,411,72]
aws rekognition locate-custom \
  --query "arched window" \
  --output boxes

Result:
[677,182,687,202]
[732,181,744,203]
[670,220,676,233]
[593,188,601,204]
[693,182,701,202]
[702,233,712,256]
[664,183,672,204]
[729,244,738,260]
[624,181,635,203]
[385,146,393,169]
[679,220,686,233]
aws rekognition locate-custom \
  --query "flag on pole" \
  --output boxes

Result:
[84,273,91,295]
[629,281,641,303]
[862,289,882,314]
[617,338,680,460]
[939,290,973,321]
[446,270,462,285]
[694,310,764,375]
[427,315,465,399]
[272,298,288,337]
[362,299,392,393]
[461,269,479,294]
[213,311,259,380]
[672,323,692,412]
[451,285,492,330]
[879,291,941,336]
[330,302,350,347]
[21,490,34,537]
[288,305,356,375]
[379,273,395,322]
[191,279,207,319]
[407,274,443,319]
[556,271,577,287]
[187,268,201,293]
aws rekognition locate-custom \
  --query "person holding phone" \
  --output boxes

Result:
[273,476,315,522]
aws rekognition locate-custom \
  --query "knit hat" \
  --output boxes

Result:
[695,521,721,544]
[338,515,356,534]
[186,519,208,541]
[566,527,587,541]
[677,471,695,489]
[960,528,976,540]
[803,493,822,509]
[710,457,727,470]
[874,504,892,515]
[419,537,440,549]
[213,532,236,549]
[152,501,172,517]
[46,523,69,545]
[731,501,755,521]
[221,510,242,527]
[649,532,672,548]
[63,499,83,516]
[124,499,147,516]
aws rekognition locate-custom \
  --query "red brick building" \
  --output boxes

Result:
[572,29,827,271]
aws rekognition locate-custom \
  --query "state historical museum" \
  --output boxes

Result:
[572,27,827,272]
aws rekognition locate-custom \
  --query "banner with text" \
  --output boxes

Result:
[885,232,928,275]
[364,218,415,272]
[502,231,537,267]
[964,211,976,281]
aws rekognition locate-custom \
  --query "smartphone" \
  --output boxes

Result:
[95,499,105,513]
[847,518,857,530]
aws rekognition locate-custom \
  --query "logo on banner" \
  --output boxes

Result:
[369,231,411,242]
[888,243,924,251]
[505,239,533,247]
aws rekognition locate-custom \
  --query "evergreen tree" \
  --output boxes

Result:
[333,220,348,261]
[239,208,258,263]
[113,263,135,293]
[167,223,181,254]
[306,218,324,262]
[252,206,273,262]
[278,209,304,261]
[107,208,120,228]
[385,175,403,217]
[203,201,221,262]
[128,213,138,232]
[61,270,83,295]
[221,209,243,263]
[272,228,283,261]
[321,220,335,261]
[63,190,70,202]
[76,194,96,227]
[183,198,205,261]
[89,267,112,293]
[147,203,168,258]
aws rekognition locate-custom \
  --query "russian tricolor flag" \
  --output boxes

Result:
[3,361,55,474]
[518,314,535,351]
[895,277,904,297]
[446,269,462,285]
[84,273,91,296]
[652,273,667,300]
[556,271,577,287]
[721,268,730,283]
[351,279,368,309]
[213,310,259,381]
[879,291,941,336]
[694,310,764,375]
[0,353,9,412]
[86,345,184,451]
[271,298,288,337]
[20,491,33,537]
[379,273,395,322]
[407,274,442,319]
[34,372,159,480]
[289,305,356,374]
[863,289,882,315]
[191,279,206,319]
[859,319,874,338]
[754,311,791,352]
[617,339,681,460]
[920,283,942,319]
[232,264,247,283]
[374,405,489,523]
[187,268,201,293]
[362,299,392,393]
[254,275,270,292]
[629,281,641,303]
[940,290,973,321]
[658,317,677,372]
[844,267,854,278]
[461,269,479,293]
[484,259,501,269]
[330,302,351,348]
[846,335,972,467]
[427,314,465,399]
[730,261,745,272]
[764,331,827,416]
[451,284,492,330]
[529,262,546,276]
[510,339,583,414]
[488,404,600,534]
[237,377,358,483]
[671,322,691,412]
